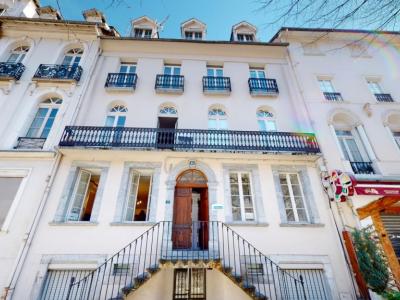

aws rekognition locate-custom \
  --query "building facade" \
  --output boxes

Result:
[3,1,397,300]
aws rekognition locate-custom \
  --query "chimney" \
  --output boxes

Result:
[83,8,106,24]
[36,5,62,20]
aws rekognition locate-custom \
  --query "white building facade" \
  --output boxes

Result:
[0,3,364,300]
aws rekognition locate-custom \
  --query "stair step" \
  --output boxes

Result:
[134,272,150,285]
[242,282,256,293]
[254,291,268,300]
[147,265,160,274]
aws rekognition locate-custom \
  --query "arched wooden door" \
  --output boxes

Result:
[173,169,209,250]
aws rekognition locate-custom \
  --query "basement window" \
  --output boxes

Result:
[173,268,206,300]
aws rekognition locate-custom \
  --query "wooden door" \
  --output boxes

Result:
[199,189,209,250]
[173,187,192,249]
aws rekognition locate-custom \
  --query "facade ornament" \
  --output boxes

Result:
[363,103,372,117]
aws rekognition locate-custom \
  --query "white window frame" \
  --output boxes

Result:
[105,105,127,127]
[185,31,202,40]
[26,98,62,139]
[206,67,223,77]
[318,79,335,93]
[335,129,370,162]
[249,69,265,79]
[229,171,256,222]
[124,170,153,222]
[208,108,228,130]
[7,45,29,63]
[62,48,83,67]
[134,28,152,38]
[119,63,136,74]
[0,169,30,232]
[164,65,181,76]
[367,80,383,94]
[237,33,254,42]
[257,110,276,132]
[279,172,309,223]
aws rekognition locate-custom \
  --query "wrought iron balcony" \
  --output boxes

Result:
[15,137,46,149]
[105,73,138,90]
[33,64,83,82]
[374,93,394,102]
[155,74,184,93]
[0,62,25,80]
[59,126,320,154]
[202,76,231,94]
[248,78,279,96]
[350,161,375,175]
[323,92,343,101]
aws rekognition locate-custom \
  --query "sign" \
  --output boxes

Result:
[212,203,224,210]
[355,184,400,196]
[329,170,356,202]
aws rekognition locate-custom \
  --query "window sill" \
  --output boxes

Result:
[225,221,269,227]
[110,222,157,226]
[49,221,99,226]
[279,223,324,228]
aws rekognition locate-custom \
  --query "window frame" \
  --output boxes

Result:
[134,28,152,38]
[257,110,276,132]
[367,80,383,94]
[184,31,203,40]
[105,105,127,127]
[119,63,137,74]
[207,67,223,77]
[335,129,370,162]
[229,171,256,222]
[62,48,83,67]
[393,131,400,149]
[237,33,254,42]
[7,45,30,63]
[318,79,336,93]
[249,69,266,79]
[208,107,228,130]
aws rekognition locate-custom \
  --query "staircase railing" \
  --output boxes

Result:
[47,221,329,300]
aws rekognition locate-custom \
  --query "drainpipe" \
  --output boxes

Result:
[2,151,63,300]
[284,45,359,299]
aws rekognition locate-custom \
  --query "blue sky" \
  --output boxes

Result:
[41,0,284,41]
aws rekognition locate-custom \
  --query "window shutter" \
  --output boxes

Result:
[67,170,91,221]
[124,171,140,221]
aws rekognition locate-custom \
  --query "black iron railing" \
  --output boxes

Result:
[374,93,394,102]
[105,73,138,89]
[323,92,343,101]
[41,221,329,300]
[0,62,25,80]
[248,78,279,95]
[202,76,231,93]
[59,126,320,154]
[33,64,83,82]
[15,137,46,149]
[155,74,184,91]
[350,161,375,174]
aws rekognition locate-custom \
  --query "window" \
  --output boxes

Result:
[237,33,254,42]
[164,65,181,76]
[185,31,202,40]
[105,105,127,127]
[249,69,265,79]
[0,177,23,228]
[66,168,100,222]
[113,263,130,276]
[279,173,308,223]
[173,269,205,300]
[119,63,136,74]
[62,48,83,67]
[26,97,62,139]
[229,172,255,221]
[393,132,400,149]
[134,28,152,38]
[207,67,223,77]
[7,46,29,63]
[159,105,177,116]
[318,79,335,93]
[208,107,228,130]
[124,170,153,222]
[367,80,383,94]
[285,269,330,300]
[257,110,276,132]
[335,130,369,162]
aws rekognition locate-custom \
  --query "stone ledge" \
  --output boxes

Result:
[49,221,99,226]
[279,223,325,228]
[110,222,157,226]
[225,222,269,227]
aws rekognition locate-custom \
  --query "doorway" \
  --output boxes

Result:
[172,170,209,250]
[157,116,177,149]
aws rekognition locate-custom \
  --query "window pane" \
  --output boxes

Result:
[279,173,287,184]
[117,116,126,127]
[297,209,308,222]
[0,177,23,227]
[208,119,217,129]
[230,184,239,196]
[281,184,290,196]
[294,196,305,209]
[286,209,295,221]
[134,175,152,221]
[173,67,181,75]
[105,116,115,127]
[266,120,277,131]
[216,69,223,77]
[27,108,48,138]
[291,184,302,196]
[119,65,128,73]
[241,173,250,184]
[40,108,58,138]
[244,207,255,221]
[229,173,238,183]
[125,172,139,221]
[283,196,292,209]
[232,207,241,221]
[7,54,19,63]
[346,139,363,161]
[68,171,91,221]
[289,174,299,185]
[164,66,171,75]
[62,55,73,65]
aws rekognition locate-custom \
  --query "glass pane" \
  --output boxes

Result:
[242,184,251,195]
[338,138,350,161]
[294,196,305,209]
[346,139,363,161]
[105,116,115,127]
[125,172,139,221]
[281,184,290,196]
[243,196,253,207]
[119,65,128,73]
[231,195,240,207]
[219,119,228,130]
[289,174,299,185]
[68,171,91,221]
[229,173,238,183]
[291,184,301,196]
[216,69,223,77]
[117,116,126,127]
[27,108,48,138]
[286,209,295,222]
[244,207,255,221]
[173,67,181,75]
[297,209,308,222]
[134,175,152,221]
[7,54,19,63]
[283,196,292,209]
[279,173,287,184]
[62,55,73,65]
[207,69,214,76]
[164,66,171,75]
[230,184,239,195]
[208,119,217,129]
[232,207,241,221]
[241,173,250,184]
[266,120,277,131]
[250,70,257,78]
[258,120,267,131]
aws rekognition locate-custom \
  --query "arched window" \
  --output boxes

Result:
[27,97,62,138]
[7,46,29,63]
[159,105,177,116]
[257,109,276,131]
[208,107,227,130]
[105,105,127,127]
[176,169,207,186]
[62,48,83,67]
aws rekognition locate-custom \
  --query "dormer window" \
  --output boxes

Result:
[237,34,254,42]
[185,31,202,40]
[134,28,152,39]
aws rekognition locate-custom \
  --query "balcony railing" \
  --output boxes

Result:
[155,74,184,93]
[350,161,375,174]
[0,62,25,80]
[375,93,394,102]
[59,126,320,154]
[15,137,46,149]
[33,64,83,82]
[323,92,343,101]
[248,78,279,95]
[105,73,138,90]
[202,76,231,94]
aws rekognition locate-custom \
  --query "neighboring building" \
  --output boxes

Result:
[271,27,400,294]
[0,3,363,300]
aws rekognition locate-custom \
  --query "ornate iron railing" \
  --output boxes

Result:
[0,62,25,80]
[248,78,279,95]
[350,161,375,175]
[202,76,231,93]
[33,64,83,82]
[40,221,329,300]
[374,93,394,102]
[59,126,320,154]
[155,74,184,91]
[323,92,343,101]
[105,73,137,89]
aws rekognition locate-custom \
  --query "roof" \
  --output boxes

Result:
[181,18,206,28]
[269,27,400,42]
[131,15,157,26]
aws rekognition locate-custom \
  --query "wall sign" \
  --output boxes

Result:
[355,184,400,196]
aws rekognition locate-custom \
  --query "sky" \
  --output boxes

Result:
[40,0,285,41]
